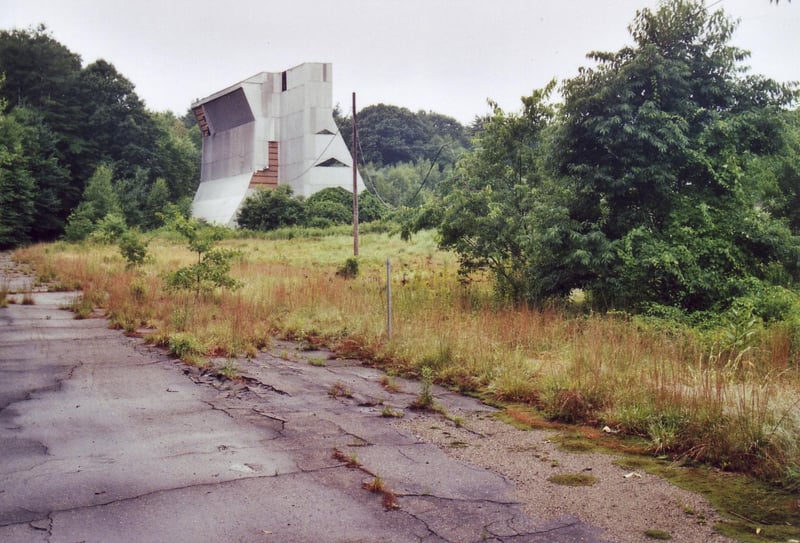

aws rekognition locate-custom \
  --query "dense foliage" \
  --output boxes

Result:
[431,0,800,317]
[436,83,559,302]
[0,25,200,246]
[335,104,469,168]
[236,186,385,231]
[335,104,469,208]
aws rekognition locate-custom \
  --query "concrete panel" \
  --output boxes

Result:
[201,122,256,181]
[310,107,338,134]
[191,173,253,226]
[304,82,331,109]
[282,110,306,137]
[283,87,305,115]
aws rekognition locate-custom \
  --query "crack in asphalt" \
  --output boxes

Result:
[0,362,81,421]
[395,508,448,543]
[201,400,236,420]
[28,513,53,542]
[491,518,585,541]
[397,492,520,508]
[311,413,372,446]
[0,472,299,528]
[250,407,287,429]
[239,375,290,396]
[4,461,369,530]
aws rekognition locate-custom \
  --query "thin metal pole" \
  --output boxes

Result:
[386,258,392,339]
[352,92,359,257]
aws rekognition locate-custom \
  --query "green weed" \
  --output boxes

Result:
[167,332,205,361]
[547,473,598,487]
[643,529,672,540]
[328,381,353,399]
[410,366,435,410]
[217,359,238,379]
[380,406,404,418]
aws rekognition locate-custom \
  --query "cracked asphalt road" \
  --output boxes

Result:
[0,270,611,542]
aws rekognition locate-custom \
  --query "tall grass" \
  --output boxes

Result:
[13,231,800,488]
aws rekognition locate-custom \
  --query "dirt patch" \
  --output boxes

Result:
[396,412,733,543]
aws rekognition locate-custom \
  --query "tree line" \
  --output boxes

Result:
[5,0,800,321]
[0,24,200,249]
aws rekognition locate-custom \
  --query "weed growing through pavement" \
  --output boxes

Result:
[363,475,399,510]
[166,332,206,364]
[379,375,402,393]
[70,295,94,319]
[328,381,353,399]
[217,359,239,380]
[362,475,387,494]
[20,280,35,305]
[0,276,9,308]
[380,406,404,418]
[332,448,360,468]
[410,366,435,410]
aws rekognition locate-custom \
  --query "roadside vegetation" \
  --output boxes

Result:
[4,1,800,538]
[14,228,800,496]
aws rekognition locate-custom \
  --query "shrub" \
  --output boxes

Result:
[336,257,359,279]
[63,208,95,242]
[119,231,149,268]
[305,198,350,226]
[90,213,128,244]
[236,185,305,230]
[167,332,205,360]
[410,366,435,410]
[164,212,240,296]
[303,186,385,226]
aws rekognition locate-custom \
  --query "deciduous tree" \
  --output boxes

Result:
[554,0,798,312]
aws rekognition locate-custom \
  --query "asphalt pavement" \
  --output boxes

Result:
[0,258,610,543]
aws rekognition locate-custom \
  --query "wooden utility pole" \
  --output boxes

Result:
[352,92,359,256]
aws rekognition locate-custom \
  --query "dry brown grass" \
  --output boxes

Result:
[13,232,800,487]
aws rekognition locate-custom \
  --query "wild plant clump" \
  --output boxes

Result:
[163,211,240,297]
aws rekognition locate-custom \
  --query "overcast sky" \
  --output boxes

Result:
[0,0,797,123]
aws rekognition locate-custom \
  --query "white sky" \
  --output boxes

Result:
[0,0,797,123]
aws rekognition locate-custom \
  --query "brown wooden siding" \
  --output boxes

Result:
[249,141,279,188]
[193,106,211,137]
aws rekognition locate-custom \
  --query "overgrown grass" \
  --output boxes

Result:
[0,276,9,308]
[12,231,800,494]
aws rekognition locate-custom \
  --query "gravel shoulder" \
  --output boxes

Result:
[395,411,733,543]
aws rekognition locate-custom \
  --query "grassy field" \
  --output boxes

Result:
[14,229,800,497]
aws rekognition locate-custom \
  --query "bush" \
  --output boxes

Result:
[119,231,148,268]
[305,199,351,225]
[167,332,205,361]
[90,213,128,244]
[304,186,386,226]
[236,185,305,230]
[359,190,386,223]
[63,205,95,242]
[336,257,359,279]
[236,185,386,232]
